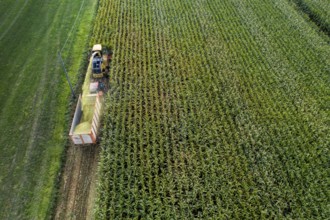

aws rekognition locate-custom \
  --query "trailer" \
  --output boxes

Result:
[69,93,103,144]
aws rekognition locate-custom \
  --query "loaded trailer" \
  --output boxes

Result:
[69,93,103,144]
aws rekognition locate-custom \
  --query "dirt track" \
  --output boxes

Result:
[54,144,100,220]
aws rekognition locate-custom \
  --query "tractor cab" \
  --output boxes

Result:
[92,56,102,74]
[91,44,111,78]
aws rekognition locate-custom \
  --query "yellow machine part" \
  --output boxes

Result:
[93,73,104,78]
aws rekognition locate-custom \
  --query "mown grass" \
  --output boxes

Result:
[0,0,97,219]
[92,0,329,218]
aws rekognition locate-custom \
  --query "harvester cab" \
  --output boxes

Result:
[91,44,111,79]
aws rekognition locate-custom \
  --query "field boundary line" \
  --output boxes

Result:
[60,0,87,54]
[291,0,330,37]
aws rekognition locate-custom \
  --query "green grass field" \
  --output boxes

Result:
[91,0,329,218]
[0,0,96,218]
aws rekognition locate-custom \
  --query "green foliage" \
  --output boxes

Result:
[92,0,329,219]
[292,0,330,35]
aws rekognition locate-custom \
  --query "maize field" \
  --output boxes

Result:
[90,0,329,218]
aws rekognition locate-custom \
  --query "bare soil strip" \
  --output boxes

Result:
[54,145,99,220]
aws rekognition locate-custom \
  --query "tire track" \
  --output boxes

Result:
[0,0,29,41]
[54,145,100,220]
